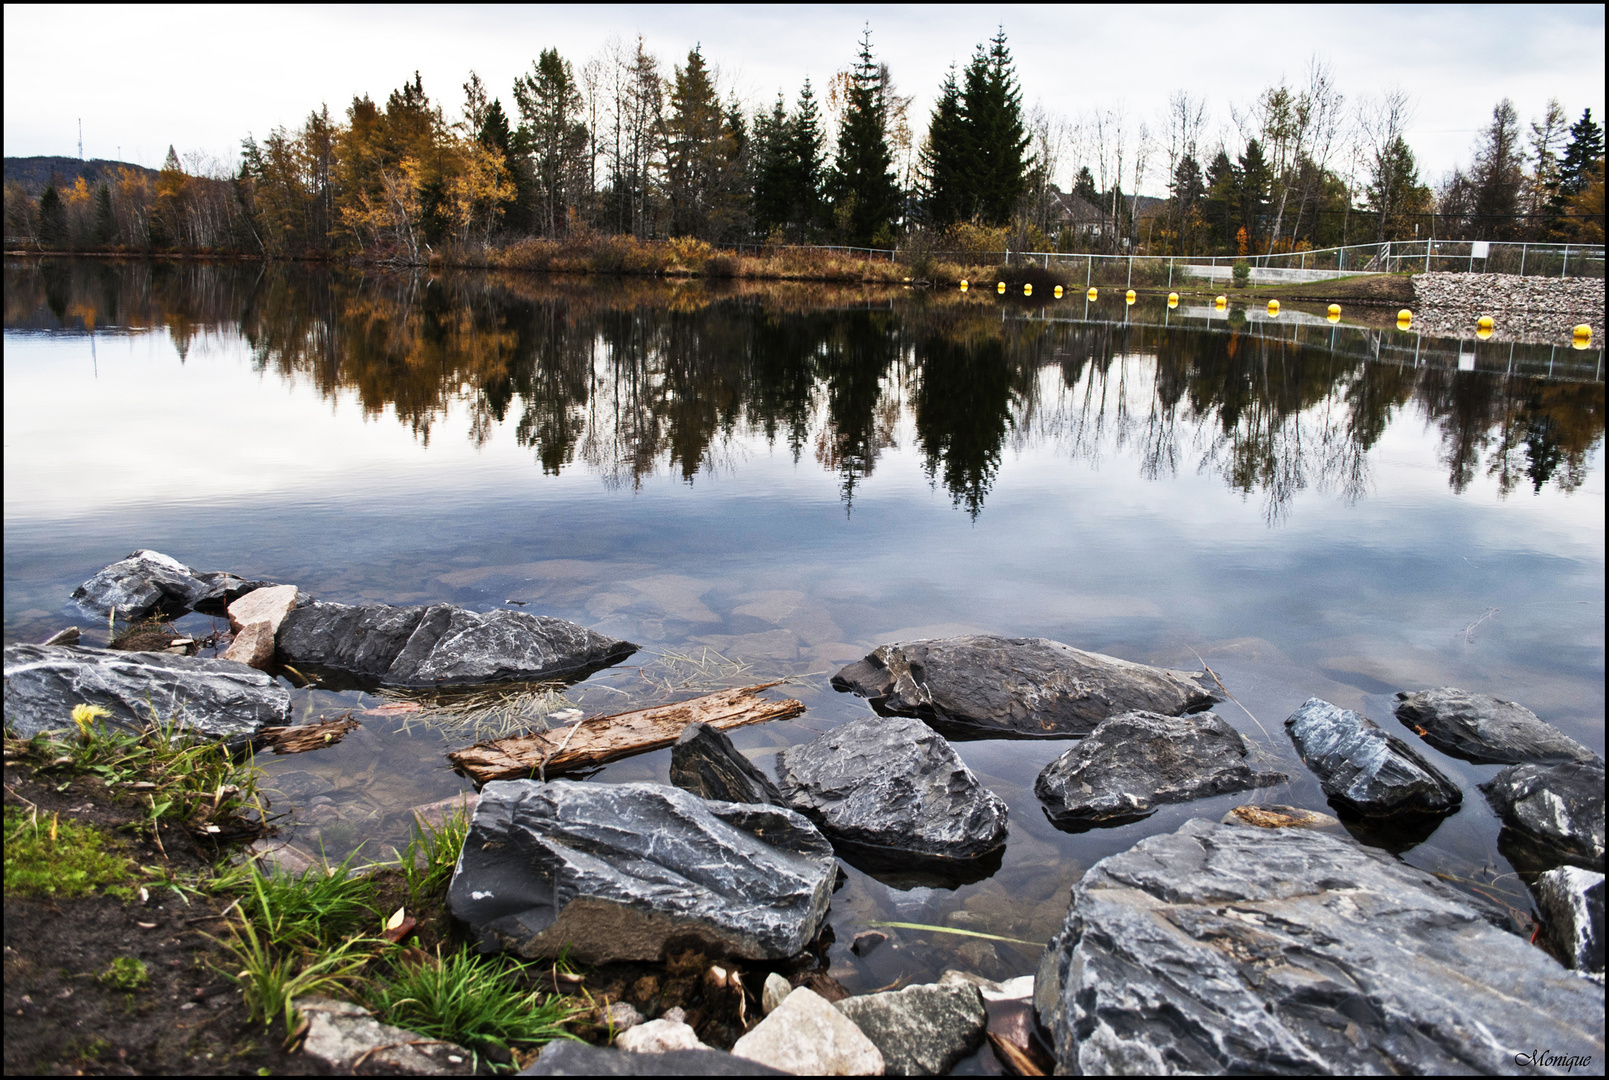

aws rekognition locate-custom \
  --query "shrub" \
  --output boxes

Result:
[1232,260,1251,286]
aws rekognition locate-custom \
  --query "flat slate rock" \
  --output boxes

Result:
[670,721,786,806]
[1284,697,1461,817]
[835,982,987,1076]
[448,780,836,963]
[1035,710,1286,825]
[1395,686,1599,765]
[295,996,475,1074]
[277,600,636,686]
[3,642,292,740]
[832,635,1218,737]
[70,549,280,620]
[1035,818,1605,1075]
[1534,866,1605,981]
[520,1040,787,1075]
[1480,758,1606,872]
[775,713,1008,861]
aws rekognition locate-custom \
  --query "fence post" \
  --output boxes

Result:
[1561,245,1569,277]
[1127,253,1133,289]
[1520,243,1527,276]
[1168,257,1173,288]
[1425,240,1430,274]
[1086,256,1092,291]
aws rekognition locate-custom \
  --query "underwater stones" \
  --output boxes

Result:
[774,714,1008,861]
[1034,710,1286,825]
[1394,686,1598,765]
[1035,818,1605,1075]
[448,780,836,963]
[2,642,291,739]
[1533,866,1605,981]
[1221,803,1341,830]
[669,722,786,806]
[276,600,636,686]
[70,549,278,620]
[832,635,1218,736]
[834,982,987,1076]
[1284,697,1461,817]
[1480,758,1606,872]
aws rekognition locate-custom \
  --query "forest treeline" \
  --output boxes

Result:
[4,26,1604,267]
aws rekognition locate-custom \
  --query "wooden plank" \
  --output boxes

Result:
[447,682,804,783]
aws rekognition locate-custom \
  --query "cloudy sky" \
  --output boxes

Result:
[5,4,1603,194]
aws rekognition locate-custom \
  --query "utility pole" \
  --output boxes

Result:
[78,119,84,161]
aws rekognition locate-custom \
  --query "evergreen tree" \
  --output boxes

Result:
[38,181,66,247]
[1072,166,1099,205]
[830,27,899,246]
[663,46,744,239]
[1470,99,1525,239]
[1235,140,1270,248]
[93,181,115,246]
[1202,151,1237,251]
[515,50,589,236]
[1168,154,1206,252]
[752,93,791,238]
[784,79,825,240]
[918,65,967,226]
[477,97,528,233]
[1557,108,1603,198]
[1365,134,1425,242]
[964,28,1030,225]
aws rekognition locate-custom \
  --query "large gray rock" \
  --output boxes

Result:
[3,643,291,739]
[1395,687,1599,765]
[1035,818,1605,1075]
[521,1040,787,1075]
[277,600,636,686]
[70,549,279,620]
[1534,866,1605,981]
[1480,759,1605,872]
[832,635,1218,737]
[670,722,786,806]
[775,714,1008,861]
[448,780,836,963]
[1284,697,1461,817]
[834,982,986,1076]
[1035,710,1286,825]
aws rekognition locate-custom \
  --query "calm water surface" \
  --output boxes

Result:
[5,259,1604,1004]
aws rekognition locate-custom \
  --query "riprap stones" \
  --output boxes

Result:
[1284,697,1461,816]
[447,780,836,963]
[3,643,291,739]
[775,714,1008,861]
[832,635,1218,736]
[669,722,786,806]
[70,549,280,620]
[1035,710,1286,825]
[1480,758,1605,872]
[1394,687,1598,765]
[276,600,636,686]
[1035,818,1605,1075]
[1533,866,1605,981]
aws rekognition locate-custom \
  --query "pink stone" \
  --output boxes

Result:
[227,584,298,635]
[221,620,276,670]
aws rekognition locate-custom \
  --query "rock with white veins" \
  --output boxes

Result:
[1481,758,1606,872]
[70,548,281,620]
[1394,686,1598,765]
[834,982,986,1076]
[1284,697,1461,817]
[1533,866,1605,981]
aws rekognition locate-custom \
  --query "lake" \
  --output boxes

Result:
[4,257,1604,1002]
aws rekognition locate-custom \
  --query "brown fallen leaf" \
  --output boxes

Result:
[988,1032,1048,1076]
[381,916,418,945]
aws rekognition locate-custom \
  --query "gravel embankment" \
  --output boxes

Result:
[1410,272,1603,344]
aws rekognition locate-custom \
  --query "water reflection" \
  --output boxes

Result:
[6,258,1602,522]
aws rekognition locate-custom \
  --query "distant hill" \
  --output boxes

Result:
[3,156,159,195]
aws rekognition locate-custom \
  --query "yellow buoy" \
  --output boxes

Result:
[997,281,1006,294]
[1327,311,1341,324]
[1167,292,1179,308]
[1476,315,1494,332]
[959,279,969,291]
[1214,295,1227,309]
[1088,287,1098,301]
[1024,283,1033,296]
[1267,299,1280,316]
[1572,323,1592,341]
[1397,309,1413,325]
[1476,326,1494,341]
[1054,285,1063,298]
[1327,303,1341,317]
[1125,289,1136,305]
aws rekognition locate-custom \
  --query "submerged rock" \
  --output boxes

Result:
[1034,710,1286,825]
[2,642,291,739]
[731,986,885,1075]
[670,722,785,806]
[831,635,1218,736]
[1284,697,1461,817]
[1533,866,1605,981]
[70,549,279,620]
[775,714,1008,861]
[277,600,637,686]
[1221,803,1341,830]
[1035,818,1605,1074]
[447,780,836,963]
[834,982,986,1076]
[1394,686,1598,765]
[521,1040,787,1075]
[1480,759,1606,872]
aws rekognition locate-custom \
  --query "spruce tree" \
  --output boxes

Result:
[38,181,66,247]
[752,93,791,238]
[785,79,825,240]
[1236,140,1270,248]
[918,65,967,226]
[93,181,115,247]
[966,28,1030,225]
[1072,166,1099,205]
[1557,108,1603,197]
[831,27,899,246]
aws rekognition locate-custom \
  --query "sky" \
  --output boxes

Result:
[4,4,1604,196]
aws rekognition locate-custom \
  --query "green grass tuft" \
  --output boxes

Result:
[4,805,136,898]
[365,946,578,1056]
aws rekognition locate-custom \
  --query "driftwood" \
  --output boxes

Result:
[447,683,804,783]
[255,715,360,754]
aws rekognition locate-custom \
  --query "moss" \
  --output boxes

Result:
[3,805,137,898]
[100,955,150,990]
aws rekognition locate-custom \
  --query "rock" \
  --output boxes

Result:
[832,635,1218,737]
[938,972,1045,1072]
[1534,867,1605,981]
[1394,687,1598,765]
[1035,818,1605,1075]
[3,643,291,740]
[227,584,299,635]
[220,620,276,670]
[670,722,786,806]
[834,982,986,1076]
[1221,803,1341,830]
[852,930,888,956]
[730,987,884,1075]
[294,996,475,1074]
[38,627,79,646]
[70,549,278,620]
[242,837,323,877]
[775,714,1008,861]
[603,1001,643,1032]
[761,972,792,1015]
[616,1018,709,1053]
[521,1040,788,1075]
[448,780,837,963]
[277,600,637,686]
[1480,759,1606,872]
[1034,710,1286,824]
[1284,697,1461,817]
[409,792,480,831]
